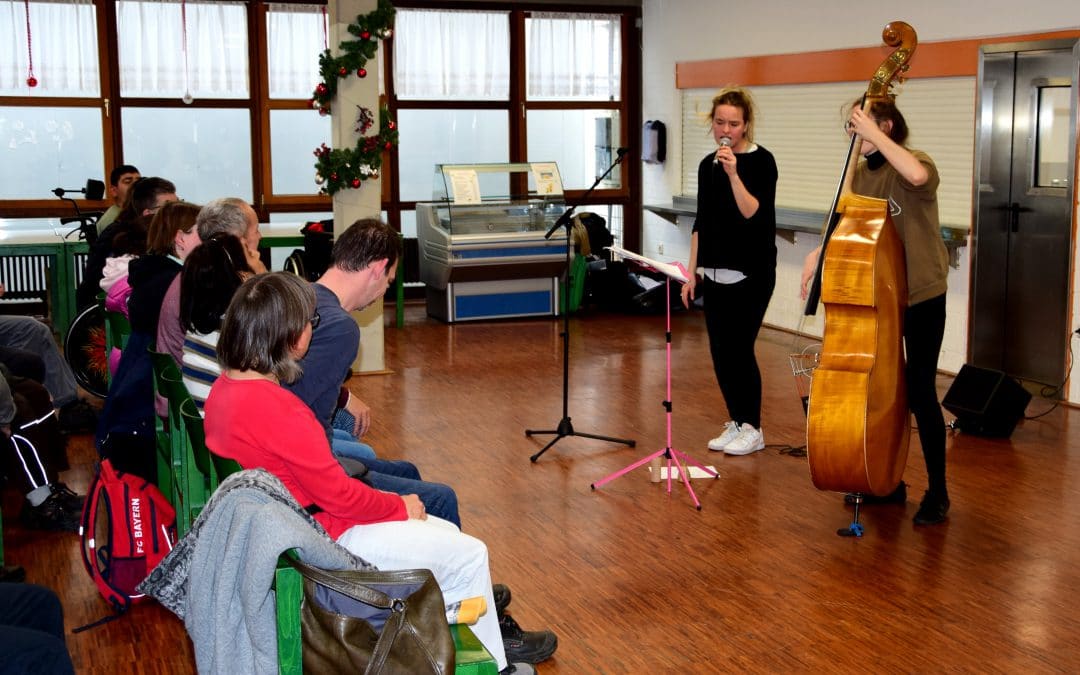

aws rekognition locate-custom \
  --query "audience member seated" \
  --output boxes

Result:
[0,583,75,674]
[95,164,141,235]
[178,233,254,409]
[157,197,266,366]
[205,273,557,673]
[77,177,177,310]
[283,220,463,527]
[177,235,459,526]
[1,366,83,531]
[0,284,96,434]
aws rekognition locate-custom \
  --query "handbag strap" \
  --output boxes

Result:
[366,606,408,674]
[290,558,392,608]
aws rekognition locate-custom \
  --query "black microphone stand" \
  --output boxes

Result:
[526,149,636,462]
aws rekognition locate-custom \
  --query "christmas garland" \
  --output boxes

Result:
[313,104,398,196]
[309,0,397,195]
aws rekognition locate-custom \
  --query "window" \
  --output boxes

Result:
[389,5,639,250]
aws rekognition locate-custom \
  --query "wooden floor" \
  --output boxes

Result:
[6,302,1080,673]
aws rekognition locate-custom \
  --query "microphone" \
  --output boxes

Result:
[616,147,629,159]
[713,137,732,165]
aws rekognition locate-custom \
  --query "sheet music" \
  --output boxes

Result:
[606,245,689,284]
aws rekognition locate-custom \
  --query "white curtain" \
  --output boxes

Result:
[117,0,248,99]
[0,0,99,96]
[393,8,509,101]
[526,12,621,101]
[267,2,326,99]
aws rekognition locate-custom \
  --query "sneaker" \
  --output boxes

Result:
[500,664,536,675]
[913,492,950,525]
[723,423,764,455]
[500,613,558,665]
[58,399,97,434]
[50,483,86,513]
[844,481,906,506]
[20,492,81,532]
[493,583,512,617]
[707,421,741,451]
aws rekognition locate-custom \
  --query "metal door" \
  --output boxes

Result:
[971,43,1078,391]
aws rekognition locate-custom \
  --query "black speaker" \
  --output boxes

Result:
[943,364,1031,438]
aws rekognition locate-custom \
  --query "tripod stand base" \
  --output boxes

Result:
[591,446,718,510]
[525,416,635,462]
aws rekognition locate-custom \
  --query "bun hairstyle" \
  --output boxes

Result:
[846,96,910,145]
[707,86,758,143]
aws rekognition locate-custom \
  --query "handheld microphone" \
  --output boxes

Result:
[616,147,629,158]
[713,137,732,165]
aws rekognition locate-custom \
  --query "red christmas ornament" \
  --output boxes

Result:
[384,141,393,150]
[360,30,371,39]
[26,76,37,87]
[319,108,328,116]
[338,66,347,76]
[351,178,362,188]
[357,68,367,78]
[388,120,395,130]
[330,173,338,181]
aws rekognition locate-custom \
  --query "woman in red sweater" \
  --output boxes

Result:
[204,273,541,671]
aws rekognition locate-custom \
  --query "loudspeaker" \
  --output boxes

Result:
[943,364,1031,438]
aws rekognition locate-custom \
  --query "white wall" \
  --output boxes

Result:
[641,0,1080,400]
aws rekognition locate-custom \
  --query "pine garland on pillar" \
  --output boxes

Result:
[310,0,397,196]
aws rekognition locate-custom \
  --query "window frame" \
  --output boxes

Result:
[0,0,641,252]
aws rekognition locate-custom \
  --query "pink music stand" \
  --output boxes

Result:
[590,249,719,509]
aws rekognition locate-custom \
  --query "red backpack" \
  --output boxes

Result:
[76,459,176,630]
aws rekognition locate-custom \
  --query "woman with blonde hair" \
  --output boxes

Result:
[680,86,778,456]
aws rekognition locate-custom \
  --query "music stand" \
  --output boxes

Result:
[526,150,636,462]
[590,248,719,509]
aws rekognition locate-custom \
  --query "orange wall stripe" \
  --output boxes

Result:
[677,30,1080,89]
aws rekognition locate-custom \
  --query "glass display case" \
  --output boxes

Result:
[417,162,570,322]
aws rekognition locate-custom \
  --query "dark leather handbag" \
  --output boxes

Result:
[291,559,455,674]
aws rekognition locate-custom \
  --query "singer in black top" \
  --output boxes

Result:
[681,87,777,456]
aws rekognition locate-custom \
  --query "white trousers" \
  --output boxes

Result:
[336,516,507,670]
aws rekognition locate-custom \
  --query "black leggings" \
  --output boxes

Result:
[702,272,775,429]
[905,293,947,497]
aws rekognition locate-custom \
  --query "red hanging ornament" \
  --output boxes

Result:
[330,173,338,181]
[338,66,348,76]
[388,120,396,130]
[384,141,393,150]
[23,0,37,89]
[315,83,328,95]
[360,30,371,40]
[350,178,362,188]
[357,68,367,78]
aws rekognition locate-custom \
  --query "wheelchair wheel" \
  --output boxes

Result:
[64,304,109,399]
[284,249,307,279]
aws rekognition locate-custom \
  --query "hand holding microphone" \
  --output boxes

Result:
[713,136,732,165]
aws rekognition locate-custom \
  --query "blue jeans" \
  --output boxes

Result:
[331,428,377,461]
[331,434,461,528]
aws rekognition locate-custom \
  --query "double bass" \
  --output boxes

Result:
[802,22,917,533]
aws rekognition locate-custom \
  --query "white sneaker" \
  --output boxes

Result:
[723,423,764,455]
[707,421,741,451]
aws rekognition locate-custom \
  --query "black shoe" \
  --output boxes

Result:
[20,492,81,532]
[50,483,86,513]
[913,492,950,525]
[844,481,906,506]
[500,613,557,665]
[0,566,27,583]
[499,664,536,675]
[58,399,97,434]
[493,583,512,617]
